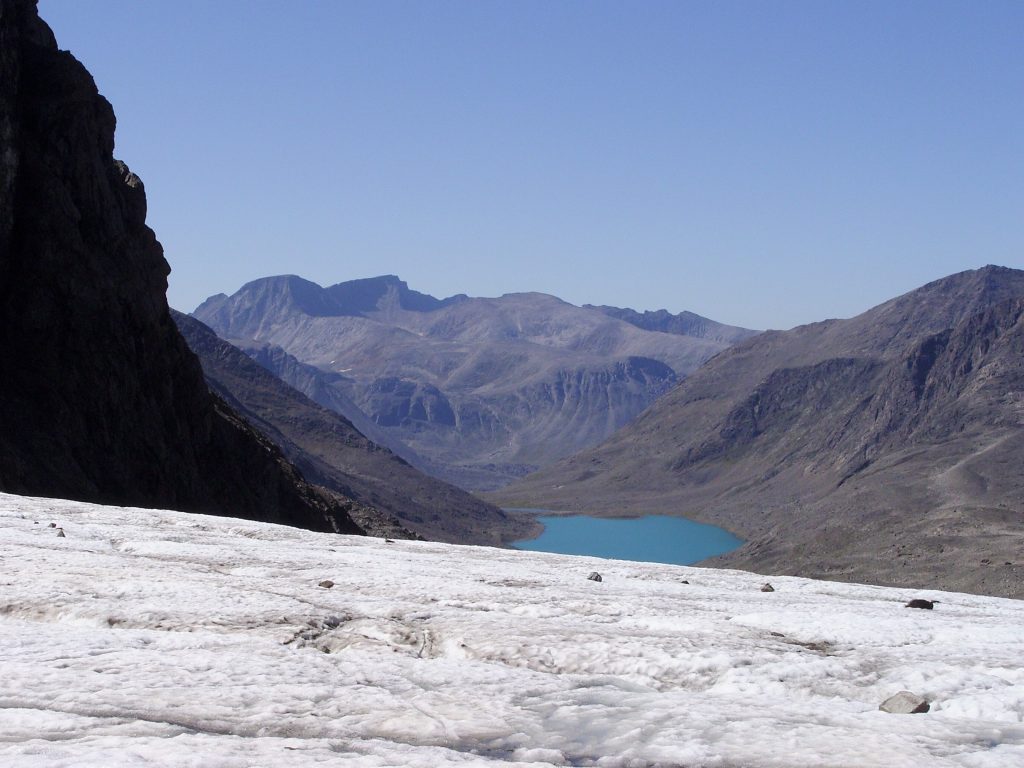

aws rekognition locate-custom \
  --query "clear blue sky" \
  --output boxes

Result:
[39,0,1023,330]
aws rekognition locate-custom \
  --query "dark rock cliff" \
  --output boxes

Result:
[0,0,361,535]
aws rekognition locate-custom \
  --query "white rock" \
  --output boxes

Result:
[879,691,930,714]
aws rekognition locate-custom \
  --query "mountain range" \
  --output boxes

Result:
[194,275,756,489]
[493,266,1024,598]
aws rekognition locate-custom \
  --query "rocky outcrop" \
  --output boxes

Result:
[195,275,752,489]
[0,0,362,535]
[495,267,1024,598]
[195,274,467,328]
[879,692,930,714]
[585,305,759,344]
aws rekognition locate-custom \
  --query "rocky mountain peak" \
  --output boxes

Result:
[585,303,758,344]
[820,265,1024,361]
[325,274,452,314]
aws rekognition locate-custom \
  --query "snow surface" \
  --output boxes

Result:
[1,492,1022,767]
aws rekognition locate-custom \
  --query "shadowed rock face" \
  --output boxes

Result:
[174,311,535,546]
[195,275,753,490]
[0,0,361,535]
[494,266,1024,598]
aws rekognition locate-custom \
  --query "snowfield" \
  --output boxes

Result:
[1,493,1022,767]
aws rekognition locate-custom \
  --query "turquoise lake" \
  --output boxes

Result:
[509,510,743,566]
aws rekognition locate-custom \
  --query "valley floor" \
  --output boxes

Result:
[1,493,1022,767]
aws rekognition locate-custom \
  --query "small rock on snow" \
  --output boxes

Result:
[587,572,602,582]
[318,580,334,589]
[879,691,930,714]
[761,583,775,592]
